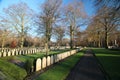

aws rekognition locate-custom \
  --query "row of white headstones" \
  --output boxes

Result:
[0,46,71,57]
[0,47,82,73]
[0,48,43,57]
[35,49,81,72]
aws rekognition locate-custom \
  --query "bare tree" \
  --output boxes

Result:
[0,30,9,48]
[85,21,104,47]
[64,1,87,49]
[0,18,10,48]
[94,0,120,11]
[3,2,33,48]
[62,38,70,47]
[91,7,120,48]
[53,26,65,48]
[37,0,62,55]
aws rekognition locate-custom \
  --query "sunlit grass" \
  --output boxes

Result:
[0,59,27,80]
[92,48,120,80]
[0,49,71,80]
[35,52,83,80]
[1,49,71,62]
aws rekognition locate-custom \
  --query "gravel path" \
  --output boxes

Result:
[65,50,106,80]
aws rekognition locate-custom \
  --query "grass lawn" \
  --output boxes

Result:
[35,51,83,80]
[92,48,120,80]
[0,49,71,80]
[0,59,27,80]
[1,49,71,62]
[16,49,71,62]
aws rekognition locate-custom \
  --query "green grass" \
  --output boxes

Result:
[15,49,70,62]
[35,52,83,80]
[1,49,71,62]
[0,59,27,80]
[92,48,120,80]
[0,49,71,80]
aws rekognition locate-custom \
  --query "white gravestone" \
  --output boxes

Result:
[7,51,11,56]
[50,55,54,65]
[42,57,47,69]
[47,56,51,66]
[36,58,42,71]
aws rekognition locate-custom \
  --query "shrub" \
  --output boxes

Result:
[24,59,34,75]
[10,40,17,48]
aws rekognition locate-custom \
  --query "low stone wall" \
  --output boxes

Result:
[35,49,80,72]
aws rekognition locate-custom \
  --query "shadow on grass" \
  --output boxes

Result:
[96,56,120,80]
[35,52,83,80]
[92,48,120,80]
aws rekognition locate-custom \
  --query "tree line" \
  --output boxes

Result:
[0,0,120,54]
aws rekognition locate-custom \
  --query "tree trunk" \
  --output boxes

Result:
[98,33,101,47]
[20,17,24,48]
[1,37,5,49]
[98,39,101,47]
[1,33,5,49]
[70,25,74,49]
[104,26,108,49]
[45,41,49,56]
[93,41,96,47]
[20,34,24,48]
[45,24,50,56]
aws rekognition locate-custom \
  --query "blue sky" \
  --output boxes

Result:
[82,0,95,16]
[0,0,95,16]
[0,0,44,13]
[0,0,95,39]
